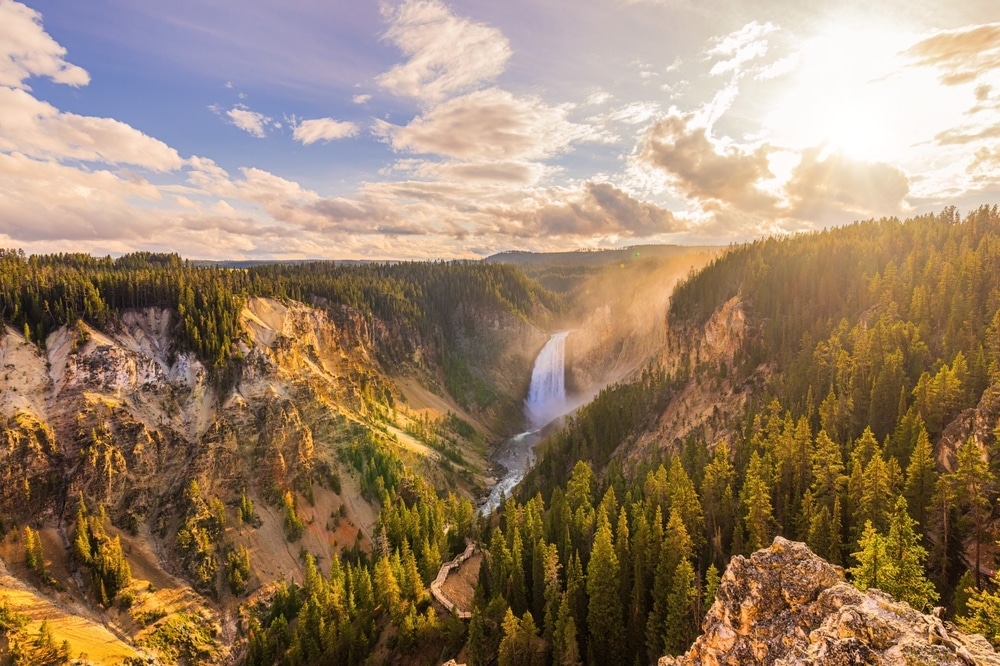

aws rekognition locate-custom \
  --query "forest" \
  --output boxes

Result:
[476,205,1000,664]
[1,207,999,665]
[0,252,559,392]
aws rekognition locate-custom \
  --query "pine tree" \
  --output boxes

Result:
[948,437,996,589]
[882,496,937,609]
[667,457,706,549]
[552,595,582,666]
[23,526,44,576]
[663,558,698,656]
[586,516,623,665]
[903,424,936,531]
[702,442,736,563]
[849,520,888,593]
[703,564,721,612]
[958,570,1000,648]
[740,452,777,551]
[498,608,544,666]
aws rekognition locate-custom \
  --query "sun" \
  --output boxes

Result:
[763,22,921,164]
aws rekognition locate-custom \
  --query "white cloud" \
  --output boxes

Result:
[0,86,184,171]
[377,0,511,103]
[393,158,551,186]
[707,21,777,77]
[587,90,613,106]
[352,94,372,105]
[374,87,605,161]
[602,101,662,125]
[0,0,89,89]
[0,151,166,243]
[292,117,360,145]
[225,104,271,138]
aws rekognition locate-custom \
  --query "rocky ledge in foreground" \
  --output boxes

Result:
[661,537,1000,666]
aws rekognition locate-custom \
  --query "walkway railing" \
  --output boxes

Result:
[429,539,476,619]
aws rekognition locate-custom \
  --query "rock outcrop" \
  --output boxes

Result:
[661,537,1000,666]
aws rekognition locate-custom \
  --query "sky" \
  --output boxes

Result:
[1,0,999,260]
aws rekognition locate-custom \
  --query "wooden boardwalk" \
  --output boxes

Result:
[430,540,476,619]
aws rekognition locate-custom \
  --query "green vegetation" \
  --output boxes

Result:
[471,206,1000,658]
[174,481,222,592]
[71,500,132,606]
[0,606,71,666]
[0,251,559,393]
[245,441,475,665]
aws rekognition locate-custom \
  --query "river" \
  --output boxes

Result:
[479,332,570,515]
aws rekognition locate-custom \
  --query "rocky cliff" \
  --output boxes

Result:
[0,294,539,663]
[661,537,1000,666]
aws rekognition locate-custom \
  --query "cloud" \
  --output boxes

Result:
[0,151,167,242]
[785,147,910,223]
[906,23,1000,85]
[374,87,604,161]
[587,90,613,106]
[638,113,776,211]
[0,0,89,89]
[487,182,686,238]
[707,21,777,77]
[352,94,372,104]
[377,0,511,103]
[600,101,662,125]
[394,159,550,185]
[0,87,184,171]
[292,117,360,145]
[224,104,271,138]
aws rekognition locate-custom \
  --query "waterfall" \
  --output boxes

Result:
[525,332,569,429]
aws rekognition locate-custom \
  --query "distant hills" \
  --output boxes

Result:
[484,244,721,267]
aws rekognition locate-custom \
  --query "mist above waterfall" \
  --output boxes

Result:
[525,332,571,429]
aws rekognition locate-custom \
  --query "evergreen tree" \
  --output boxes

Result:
[849,521,887,593]
[958,576,1000,648]
[552,595,582,666]
[498,609,544,666]
[701,442,736,563]
[663,558,698,656]
[703,564,721,612]
[586,516,623,665]
[948,438,996,589]
[882,496,937,609]
[740,452,776,552]
[903,424,936,532]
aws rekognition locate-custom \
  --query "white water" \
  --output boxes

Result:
[525,331,569,430]
[480,333,571,515]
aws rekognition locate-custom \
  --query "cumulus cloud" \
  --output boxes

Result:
[352,94,372,104]
[374,87,604,161]
[638,113,776,211]
[292,117,360,145]
[785,147,910,224]
[488,182,685,238]
[0,151,167,242]
[224,104,271,138]
[377,0,511,103]
[0,87,184,171]
[906,23,1000,85]
[0,0,90,89]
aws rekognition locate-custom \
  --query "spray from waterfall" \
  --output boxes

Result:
[525,332,569,430]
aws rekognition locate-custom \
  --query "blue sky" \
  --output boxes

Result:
[1,0,999,259]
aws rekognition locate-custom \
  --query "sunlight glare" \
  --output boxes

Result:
[765,23,918,163]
